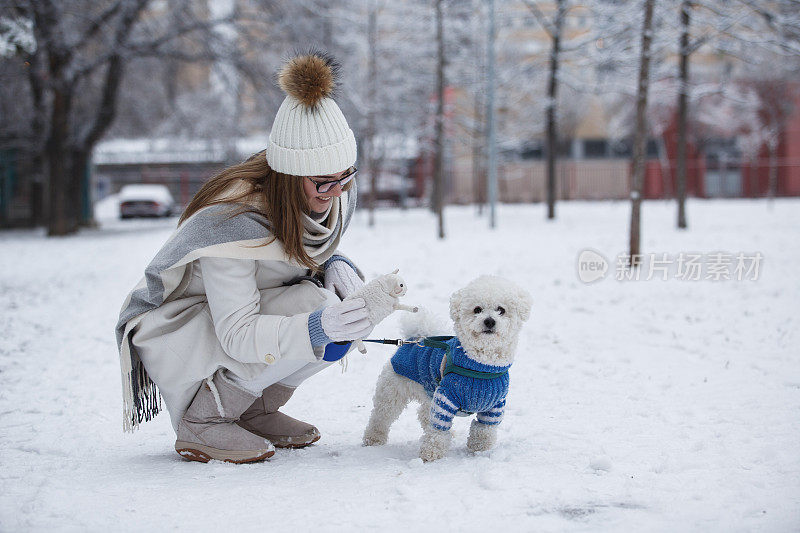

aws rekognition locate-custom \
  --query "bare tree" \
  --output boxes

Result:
[521,0,570,220]
[5,0,269,236]
[471,6,487,214]
[629,0,656,267]
[672,0,758,229]
[308,0,437,217]
[365,0,380,227]
[749,79,795,200]
[675,0,691,229]
[31,0,153,235]
[718,0,800,201]
[433,0,446,239]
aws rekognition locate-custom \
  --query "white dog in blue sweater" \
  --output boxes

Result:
[363,276,532,462]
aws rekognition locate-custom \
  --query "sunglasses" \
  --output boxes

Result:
[307,166,358,194]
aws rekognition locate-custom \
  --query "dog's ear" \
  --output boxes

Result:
[514,289,533,322]
[449,287,465,322]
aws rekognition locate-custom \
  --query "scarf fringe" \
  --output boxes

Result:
[122,357,162,432]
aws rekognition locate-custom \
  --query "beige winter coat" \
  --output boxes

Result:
[116,186,357,431]
[132,259,340,432]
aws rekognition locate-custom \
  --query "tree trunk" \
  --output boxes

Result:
[367,2,378,227]
[749,155,758,197]
[628,0,655,267]
[767,140,779,201]
[472,90,485,212]
[473,2,486,214]
[33,0,149,236]
[47,86,77,236]
[67,148,82,228]
[27,51,48,227]
[433,0,445,239]
[72,148,92,227]
[485,0,497,228]
[676,0,690,230]
[545,0,566,220]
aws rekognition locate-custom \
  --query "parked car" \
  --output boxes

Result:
[119,184,177,219]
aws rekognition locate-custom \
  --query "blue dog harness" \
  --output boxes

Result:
[384,336,510,431]
[419,336,509,382]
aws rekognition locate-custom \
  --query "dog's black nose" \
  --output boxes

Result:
[484,317,496,329]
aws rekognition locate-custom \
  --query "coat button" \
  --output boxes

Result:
[264,353,276,364]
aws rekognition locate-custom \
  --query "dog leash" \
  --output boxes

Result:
[361,336,509,381]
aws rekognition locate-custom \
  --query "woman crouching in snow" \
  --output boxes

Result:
[116,51,374,463]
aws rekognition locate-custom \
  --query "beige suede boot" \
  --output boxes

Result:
[175,369,275,463]
[236,383,321,448]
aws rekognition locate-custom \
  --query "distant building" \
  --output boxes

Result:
[92,134,420,208]
[93,137,254,206]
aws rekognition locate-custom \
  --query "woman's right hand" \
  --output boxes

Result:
[320,298,374,341]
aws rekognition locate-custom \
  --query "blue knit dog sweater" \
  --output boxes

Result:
[390,337,509,432]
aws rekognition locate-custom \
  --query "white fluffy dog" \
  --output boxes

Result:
[363,275,532,462]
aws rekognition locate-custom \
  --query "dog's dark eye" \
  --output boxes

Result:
[399,284,404,288]
[473,306,483,314]
[497,306,506,315]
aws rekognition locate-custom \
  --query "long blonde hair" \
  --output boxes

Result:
[179,150,352,271]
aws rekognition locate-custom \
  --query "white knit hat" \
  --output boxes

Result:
[265,52,357,177]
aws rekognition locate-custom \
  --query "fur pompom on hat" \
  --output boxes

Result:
[278,52,338,109]
[266,50,357,177]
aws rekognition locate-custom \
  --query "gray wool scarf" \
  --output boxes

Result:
[115,185,357,431]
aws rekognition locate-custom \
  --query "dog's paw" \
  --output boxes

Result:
[419,429,451,462]
[419,446,446,462]
[466,420,497,453]
[362,430,388,447]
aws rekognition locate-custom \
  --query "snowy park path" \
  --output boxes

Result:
[1,199,798,531]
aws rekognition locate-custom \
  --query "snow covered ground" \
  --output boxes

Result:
[1,198,798,531]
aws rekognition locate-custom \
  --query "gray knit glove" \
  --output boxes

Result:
[324,257,365,299]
